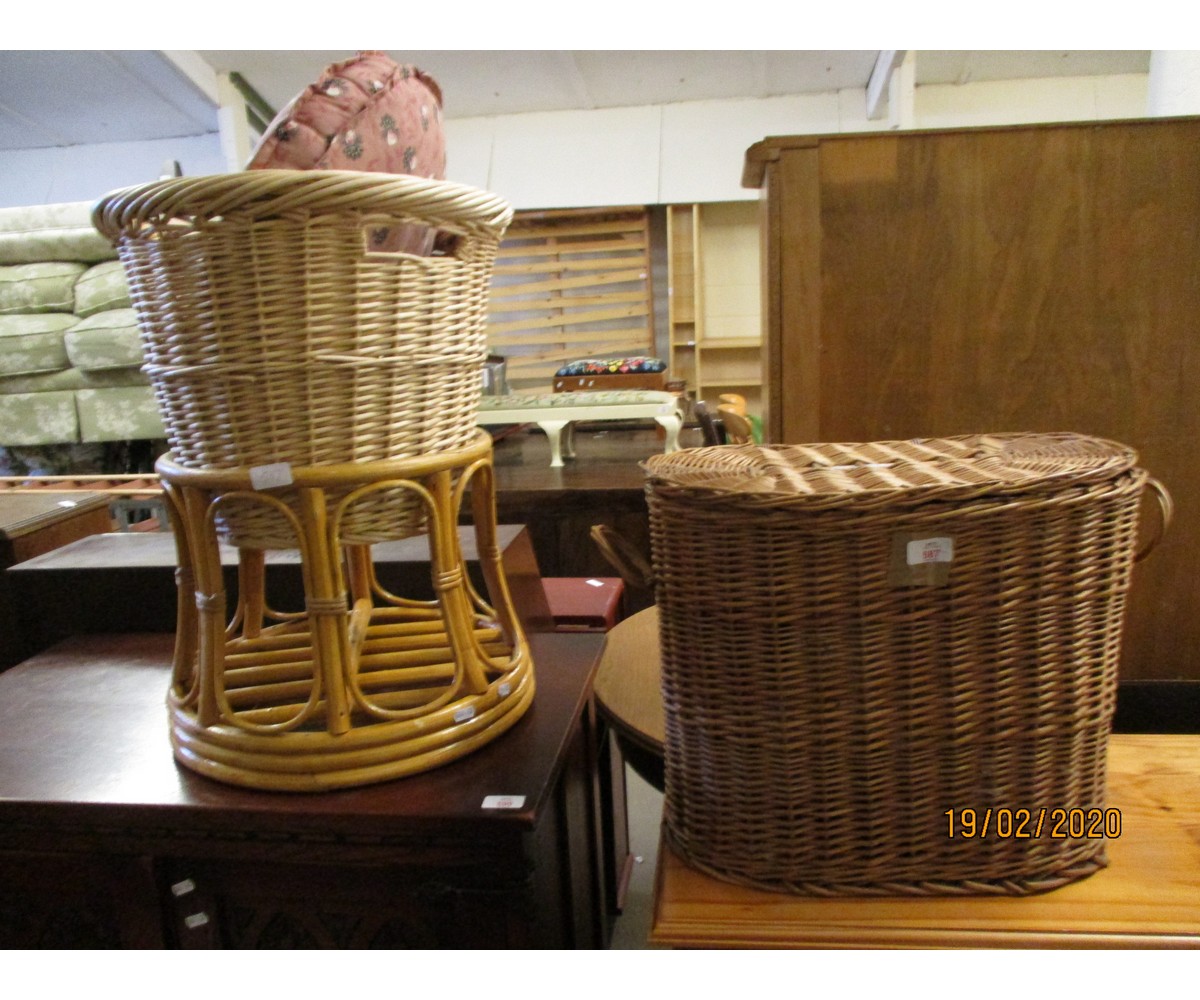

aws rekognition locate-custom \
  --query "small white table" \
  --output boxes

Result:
[478,390,683,467]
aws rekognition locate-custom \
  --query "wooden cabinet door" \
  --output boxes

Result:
[749,118,1200,681]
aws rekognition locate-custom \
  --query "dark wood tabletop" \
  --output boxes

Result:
[0,491,111,563]
[490,425,698,499]
[0,629,603,835]
[1,491,116,669]
[487,425,690,600]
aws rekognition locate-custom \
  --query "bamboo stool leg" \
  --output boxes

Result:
[465,457,526,648]
[162,481,199,709]
[160,433,534,792]
[296,486,352,736]
[428,469,489,697]
[237,548,266,640]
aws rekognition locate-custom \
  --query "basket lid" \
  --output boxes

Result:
[644,432,1139,505]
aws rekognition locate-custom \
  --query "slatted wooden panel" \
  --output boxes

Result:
[487,207,655,391]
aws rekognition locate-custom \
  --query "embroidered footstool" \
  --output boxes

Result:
[552,356,668,392]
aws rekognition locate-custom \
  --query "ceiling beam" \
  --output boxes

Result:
[160,50,220,107]
[553,51,596,110]
[227,72,276,134]
[160,53,275,170]
[217,73,254,172]
[866,50,906,121]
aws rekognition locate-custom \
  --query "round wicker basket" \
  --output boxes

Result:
[93,170,512,547]
[644,432,1165,896]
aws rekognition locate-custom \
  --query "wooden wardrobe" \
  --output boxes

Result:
[744,117,1200,683]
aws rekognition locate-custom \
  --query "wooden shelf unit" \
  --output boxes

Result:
[666,202,764,416]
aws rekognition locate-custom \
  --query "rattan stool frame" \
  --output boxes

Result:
[644,433,1168,897]
[158,431,534,791]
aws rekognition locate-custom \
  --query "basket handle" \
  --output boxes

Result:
[590,524,655,589]
[1135,477,1173,563]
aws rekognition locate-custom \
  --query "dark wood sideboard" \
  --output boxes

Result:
[0,491,113,668]
[6,523,553,659]
[0,628,614,949]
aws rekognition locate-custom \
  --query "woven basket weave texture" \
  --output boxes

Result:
[93,171,512,546]
[644,433,1149,896]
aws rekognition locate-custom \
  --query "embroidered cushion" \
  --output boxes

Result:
[555,357,667,377]
[246,51,446,255]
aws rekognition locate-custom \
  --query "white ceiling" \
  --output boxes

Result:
[0,50,1153,152]
[198,50,886,119]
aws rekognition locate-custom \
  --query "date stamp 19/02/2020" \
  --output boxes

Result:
[945,807,1122,839]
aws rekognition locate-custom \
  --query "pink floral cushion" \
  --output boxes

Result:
[248,51,445,176]
[247,51,447,253]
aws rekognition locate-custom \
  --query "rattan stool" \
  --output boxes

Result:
[158,431,532,791]
[93,172,527,790]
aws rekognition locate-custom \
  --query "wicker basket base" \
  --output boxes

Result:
[663,828,1108,898]
[158,432,534,791]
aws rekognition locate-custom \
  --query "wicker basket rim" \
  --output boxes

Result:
[643,432,1140,503]
[92,170,513,241]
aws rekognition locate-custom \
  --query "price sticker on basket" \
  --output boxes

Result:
[249,462,295,491]
[889,532,955,587]
[907,537,954,565]
[481,795,526,810]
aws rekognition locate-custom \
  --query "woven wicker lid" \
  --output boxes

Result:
[645,432,1138,506]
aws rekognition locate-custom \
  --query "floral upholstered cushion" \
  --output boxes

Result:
[0,314,75,376]
[64,309,144,372]
[0,262,87,314]
[0,390,78,446]
[0,201,157,449]
[74,260,131,317]
[75,385,163,443]
[0,201,117,265]
[0,366,150,394]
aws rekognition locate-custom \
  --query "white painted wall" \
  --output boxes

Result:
[0,66,1173,211]
[445,91,854,206]
[914,74,1148,130]
[444,72,1154,210]
[1148,51,1200,115]
[0,133,225,208]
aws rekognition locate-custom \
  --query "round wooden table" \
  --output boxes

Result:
[594,606,665,790]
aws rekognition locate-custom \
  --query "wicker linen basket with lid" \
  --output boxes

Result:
[644,432,1166,896]
[93,170,512,547]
